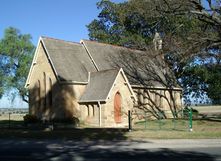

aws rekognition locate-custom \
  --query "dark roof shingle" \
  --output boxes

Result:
[79,69,119,102]
[41,37,97,83]
[81,40,174,87]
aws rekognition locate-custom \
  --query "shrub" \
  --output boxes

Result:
[23,114,39,124]
[52,117,80,126]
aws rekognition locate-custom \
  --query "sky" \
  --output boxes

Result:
[0,0,125,108]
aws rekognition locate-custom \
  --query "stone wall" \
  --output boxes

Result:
[132,86,182,119]
[28,42,85,121]
[27,42,183,125]
[80,72,134,127]
[103,72,133,127]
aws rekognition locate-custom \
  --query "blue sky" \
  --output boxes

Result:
[0,0,125,108]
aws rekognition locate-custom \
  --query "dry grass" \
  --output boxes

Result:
[0,110,221,140]
[127,119,221,139]
[0,114,25,121]
[0,119,220,140]
[191,105,221,114]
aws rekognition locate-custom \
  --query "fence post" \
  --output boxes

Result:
[189,108,193,132]
[172,111,178,130]
[8,113,11,129]
[128,110,132,131]
[158,112,162,130]
[145,112,147,129]
[172,118,176,130]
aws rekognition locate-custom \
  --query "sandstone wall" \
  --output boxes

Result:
[28,42,85,121]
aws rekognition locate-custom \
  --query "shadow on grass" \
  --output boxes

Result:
[0,120,25,129]
[0,119,129,140]
[200,118,221,122]
[198,113,221,122]
[0,128,128,141]
[0,139,217,161]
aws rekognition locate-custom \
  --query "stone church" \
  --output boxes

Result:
[25,36,182,127]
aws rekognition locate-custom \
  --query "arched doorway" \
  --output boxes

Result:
[114,92,121,123]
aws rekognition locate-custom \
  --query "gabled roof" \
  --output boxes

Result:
[41,37,97,83]
[81,39,143,71]
[81,40,172,87]
[25,37,97,87]
[25,36,180,89]
[79,68,136,103]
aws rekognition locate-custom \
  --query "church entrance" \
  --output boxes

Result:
[114,92,121,123]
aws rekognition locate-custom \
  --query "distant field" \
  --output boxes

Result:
[0,108,27,121]
[191,105,221,114]
[0,114,25,121]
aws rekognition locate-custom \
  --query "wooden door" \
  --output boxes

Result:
[114,92,121,123]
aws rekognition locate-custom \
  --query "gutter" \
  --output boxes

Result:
[131,85,183,91]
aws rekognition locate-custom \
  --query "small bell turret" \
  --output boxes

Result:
[153,32,162,51]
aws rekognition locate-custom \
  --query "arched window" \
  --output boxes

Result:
[114,92,121,123]
[92,105,95,117]
[37,80,41,108]
[155,91,161,107]
[87,105,90,116]
[43,72,47,108]
[159,90,163,108]
[49,78,53,107]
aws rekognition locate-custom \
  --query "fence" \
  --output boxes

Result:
[0,108,28,129]
[0,108,194,131]
[0,109,78,130]
[130,109,193,131]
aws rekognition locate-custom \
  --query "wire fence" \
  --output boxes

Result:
[0,108,193,131]
[130,109,193,131]
[0,108,28,129]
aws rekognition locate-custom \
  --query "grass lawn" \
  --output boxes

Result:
[191,105,221,114]
[127,119,221,139]
[0,119,220,140]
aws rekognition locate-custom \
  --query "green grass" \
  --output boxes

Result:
[126,129,221,139]
[0,120,24,127]
[0,128,128,140]
[191,105,221,115]
[1,106,221,140]
[133,119,189,131]
[127,119,221,139]
[0,119,220,140]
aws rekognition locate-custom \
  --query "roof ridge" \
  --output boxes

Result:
[81,39,145,53]
[41,36,81,45]
[90,68,120,74]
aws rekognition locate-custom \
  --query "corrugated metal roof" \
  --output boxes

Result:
[41,37,97,83]
[79,69,119,102]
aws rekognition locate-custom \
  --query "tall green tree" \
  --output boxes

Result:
[182,64,221,104]
[0,27,35,103]
[87,0,221,104]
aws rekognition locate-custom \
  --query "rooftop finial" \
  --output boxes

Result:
[153,32,162,51]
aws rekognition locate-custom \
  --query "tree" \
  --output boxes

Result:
[87,0,221,104]
[109,46,181,118]
[181,64,221,104]
[0,27,35,103]
[149,0,221,104]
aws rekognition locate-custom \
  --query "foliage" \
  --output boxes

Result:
[87,0,221,104]
[0,27,35,102]
[52,117,80,125]
[182,64,221,104]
